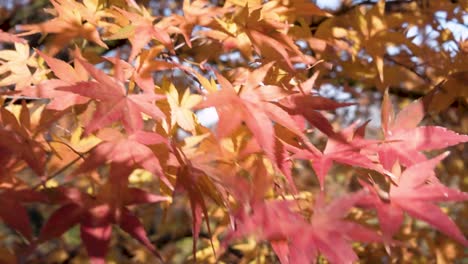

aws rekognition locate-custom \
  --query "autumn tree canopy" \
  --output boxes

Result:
[0,0,467,263]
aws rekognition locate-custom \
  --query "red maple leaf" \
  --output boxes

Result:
[163,0,226,47]
[0,188,45,241]
[279,92,354,136]
[73,128,172,189]
[196,63,305,162]
[377,91,468,170]
[111,6,174,61]
[39,165,170,264]
[293,122,392,189]
[359,152,468,246]
[21,49,90,110]
[18,0,108,55]
[225,192,380,264]
[57,56,165,134]
[171,148,224,262]
[0,107,47,176]
[0,29,26,44]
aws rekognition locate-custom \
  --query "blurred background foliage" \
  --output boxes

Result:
[0,0,467,263]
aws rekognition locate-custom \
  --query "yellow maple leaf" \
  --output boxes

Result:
[165,81,202,134]
[0,43,47,89]
[19,0,108,55]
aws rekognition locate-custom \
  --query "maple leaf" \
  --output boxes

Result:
[196,63,305,162]
[278,92,354,136]
[281,0,330,18]
[108,6,173,60]
[57,57,165,134]
[2,1,467,263]
[359,0,387,83]
[104,50,196,93]
[18,0,108,55]
[102,49,179,93]
[173,165,212,261]
[293,122,392,189]
[0,107,47,176]
[275,136,301,193]
[168,133,231,260]
[0,43,46,89]
[73,128,172,189]
[198,153,273,204]
[165,81,202,134]
[39,166,170,264]
[301,192,381,264]
[20,50,90,110]
[213,5,307,69]
[377,90,468,170]
[130,47,178,92]
[169,136,230,261]
[0,29,26,44]
[225,192,380,264]
[359,153,468,246]
[423,72,468,113]
[180,127,263,186]
[0,188,45,241]
[161,0,226,48]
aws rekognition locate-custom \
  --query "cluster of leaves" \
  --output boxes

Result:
[0,0,467,263]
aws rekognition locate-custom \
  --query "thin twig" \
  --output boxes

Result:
[174,36,201,51]
[1,95,49,106]
[47,140,86,159]
[32,145,96,190]
[384,54,432,83]
[32,155,82,190]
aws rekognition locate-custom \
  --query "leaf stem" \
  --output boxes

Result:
[32,145,96,190]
